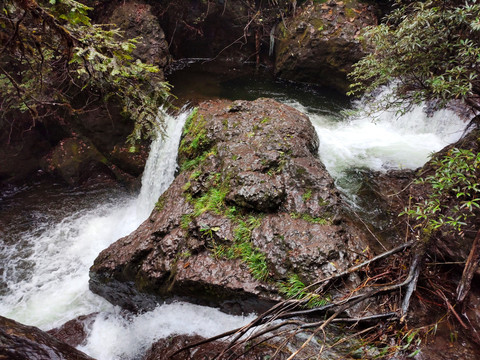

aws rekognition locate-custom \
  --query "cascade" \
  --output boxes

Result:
[0,110,255,359]
[283,89,467,181]
[269,24,276,57]
[0,85,471,359]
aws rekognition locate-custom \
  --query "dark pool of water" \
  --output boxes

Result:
[167,60,351,117]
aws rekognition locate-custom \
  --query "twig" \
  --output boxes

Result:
[348,205,388,251]
[436,289,468,329]
[304,240,414,292]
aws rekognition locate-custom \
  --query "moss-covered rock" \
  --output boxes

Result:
[89,98,370,313]
[104,1,171,73]
[41,137,115,186]
[274,0,377,93]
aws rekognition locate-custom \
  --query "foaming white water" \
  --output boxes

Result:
[284,93,468,180]
[0,108,258,359]
[136,111,188,218]
[78,302,256,360]
[0,110,188,329]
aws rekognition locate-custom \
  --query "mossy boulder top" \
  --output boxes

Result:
[89,98,370,313]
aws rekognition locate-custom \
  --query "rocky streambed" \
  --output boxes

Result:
[2,90,479,359]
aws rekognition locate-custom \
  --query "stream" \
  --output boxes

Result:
[0,64,469,359]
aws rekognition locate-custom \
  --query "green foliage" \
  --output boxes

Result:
[229,217,268,280]
[180,214,193,230]
[290,212,330,225]
[302,189,312,202]
[193,183,229,217]
[155,194,167,211]
[0,0,170,143]
[179,109,216,172]
[402,148,480,232]
[349,0,480,111]
[278,274,330,308]
[182,108,199,135]
[211,215,269,281]
[189,170,202,180]
[179,110,209,158]
[200,225,220,239]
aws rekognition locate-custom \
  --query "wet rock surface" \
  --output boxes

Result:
[47,314,98,348]
[274,0,377,93]
[143,334,291,360]
[153,0,284,65]
[0,315,94,360]
[0,124,51,185]
[105,1,171,73]
[40,137,114,186]
[90,98,370,313]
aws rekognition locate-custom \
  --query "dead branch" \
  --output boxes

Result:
[456,229,480,303]
[170,240,419,359]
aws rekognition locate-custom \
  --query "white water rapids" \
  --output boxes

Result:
[286,97,468,180]
[0,92,469,359]
[0,110,256,359]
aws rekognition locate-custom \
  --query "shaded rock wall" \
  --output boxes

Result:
[274,0,377,93]
[0,1,170,188]
[153,0,286,64]
[89,98,370,314]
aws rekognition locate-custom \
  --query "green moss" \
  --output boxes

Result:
[179,250,192,258]
[209,215,268,281]
[302,189,312,202]
[182,182,191,192]
[290,212,331,225]
[310,18,325,32]
[180,214,193,230]
[155,194,167,211]
[179,108,214,170]
[180,147,217,172]
[189,170,202,180]
[278,274,331,307]
[182,107,198,136]
[278,22,288,39]
[344,6,357,19]
[318,197,329,206]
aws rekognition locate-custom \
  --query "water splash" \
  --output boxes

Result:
[78,303,255,360]
[0,110,188,329]
[284,91,468,180]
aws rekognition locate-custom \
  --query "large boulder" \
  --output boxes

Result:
[89,98,370,313]
[40,137,115,186]
[106,1,171,73]
[0,316,94,360]
[274,0,377,93]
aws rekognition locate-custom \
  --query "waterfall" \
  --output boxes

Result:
[269,24,276,57]
[0,109,256,359]
[136,110,189,218]
[0,111,187,327]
